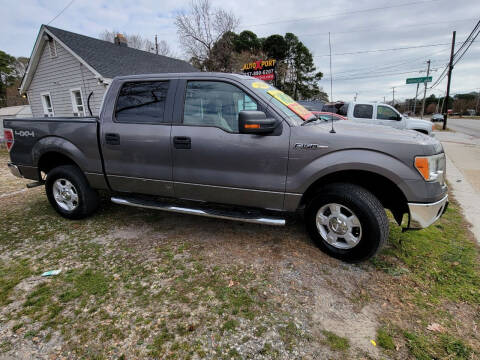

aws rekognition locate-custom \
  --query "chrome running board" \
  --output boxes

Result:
[111,196,286,226]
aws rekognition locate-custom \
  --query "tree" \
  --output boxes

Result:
[99,30,173,56]
[0,50,18,107]
[175,0,239,71]
[263,35,288,60]
[234,31,261,54]
[205,31,238,72]
[278,33,323,100]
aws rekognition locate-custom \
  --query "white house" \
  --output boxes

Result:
[19,25,198,118]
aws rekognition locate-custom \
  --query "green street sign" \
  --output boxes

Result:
[406,76,432,84]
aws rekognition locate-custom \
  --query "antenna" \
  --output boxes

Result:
[328,32,336,134]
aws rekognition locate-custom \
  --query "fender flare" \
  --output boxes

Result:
[32,136,89,172]
[291,149,420,201]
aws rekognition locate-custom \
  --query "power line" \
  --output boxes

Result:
[330,48,449,77]
[453,20,480,58]
[453,30,480,65]
[244,0,440,27]
[430,20,480,89]
[47,0,75,25]
[297,17,477,38]
[322,69,438,82]
[315,42,463,57]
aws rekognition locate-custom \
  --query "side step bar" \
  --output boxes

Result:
[111,196,286,226]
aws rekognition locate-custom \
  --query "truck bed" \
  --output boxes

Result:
[3,117,104,182]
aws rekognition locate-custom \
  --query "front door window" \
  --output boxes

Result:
[183,81,258,133]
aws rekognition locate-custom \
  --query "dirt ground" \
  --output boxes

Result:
[1,150,479,359]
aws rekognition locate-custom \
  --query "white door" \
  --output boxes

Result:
[375,105,405,129]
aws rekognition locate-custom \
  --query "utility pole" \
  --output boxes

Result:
[155,34,158,55]
[354,92,358,101]
[413,83,420,115]
[392,87,395,105]
[443,31,456,130]
[420,60,431,119]
[383,96,386,103]
[440,91,446,116]
[476,89,480,115]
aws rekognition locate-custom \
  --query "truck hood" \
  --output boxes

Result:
[296,120,443,157]
[404,117,433,129]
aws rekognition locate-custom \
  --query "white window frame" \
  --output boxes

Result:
[40,92,54,117]
[69,88,86,117]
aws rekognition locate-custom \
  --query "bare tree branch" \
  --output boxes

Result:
[175,0,239,70]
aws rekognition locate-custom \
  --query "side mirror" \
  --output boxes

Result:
[239,111,278,134]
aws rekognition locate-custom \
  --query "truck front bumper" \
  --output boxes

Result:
[7,162,23,178]
[408,194,448,229]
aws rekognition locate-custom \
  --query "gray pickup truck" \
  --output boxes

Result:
[4,73,448,262]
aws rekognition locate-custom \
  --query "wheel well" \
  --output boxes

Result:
[38,152,77,176]
[301,170,408,225]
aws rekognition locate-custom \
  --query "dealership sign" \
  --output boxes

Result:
[242,59,276,81]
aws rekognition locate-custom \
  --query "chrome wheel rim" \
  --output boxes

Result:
[316,203,362,249]
[53,178,79,211]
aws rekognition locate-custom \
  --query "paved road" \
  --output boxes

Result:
[435,130,480,242]
[447,118,480,138]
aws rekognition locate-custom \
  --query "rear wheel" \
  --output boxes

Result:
[305,183,389,262]
[45,165,99,219]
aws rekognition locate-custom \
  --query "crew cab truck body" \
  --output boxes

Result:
[4,73,448,262]
[345,102,435,136]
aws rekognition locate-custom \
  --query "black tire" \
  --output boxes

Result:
[305,183,389,263]
[45,165,99,219]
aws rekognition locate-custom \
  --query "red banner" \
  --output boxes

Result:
[254,73,275,81]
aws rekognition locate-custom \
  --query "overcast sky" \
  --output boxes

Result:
[1,0,479,102]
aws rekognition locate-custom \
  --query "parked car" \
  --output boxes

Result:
[4,73,448,262]
[344,102,435,136]
[431,113,444,122]
[312,112,348,121]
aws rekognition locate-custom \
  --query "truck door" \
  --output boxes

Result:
[170,79,290,210]
[351,104,374,124]
[100,79,175,196]
[375,104,405,129]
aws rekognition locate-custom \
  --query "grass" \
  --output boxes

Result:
[321,330,350,351]
[376,327,395,350]
[377,203,480,305]
[0,259,32,306]
[371,200,480,359]
[1,147,480,358]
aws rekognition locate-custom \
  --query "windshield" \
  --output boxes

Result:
[244,79,316,125]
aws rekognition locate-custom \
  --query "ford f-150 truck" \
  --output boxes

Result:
[4,73,448,262]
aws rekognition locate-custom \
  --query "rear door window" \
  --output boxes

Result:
[115,81,170,123]
[353,104,373,119]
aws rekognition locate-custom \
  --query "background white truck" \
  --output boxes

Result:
[330,102,435,136]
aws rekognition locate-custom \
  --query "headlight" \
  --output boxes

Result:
[414,153,446,183]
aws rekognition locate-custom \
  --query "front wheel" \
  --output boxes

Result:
[305,183,389,262]
[45,165,99,219]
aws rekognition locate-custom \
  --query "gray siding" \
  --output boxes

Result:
[27,40,107,117]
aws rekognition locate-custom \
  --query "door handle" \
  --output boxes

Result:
[173,136,191,149]
[105,133,120,145]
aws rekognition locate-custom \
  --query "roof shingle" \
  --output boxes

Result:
[45,25,199,78]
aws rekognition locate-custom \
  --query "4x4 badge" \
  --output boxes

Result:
[294,143,328,150]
